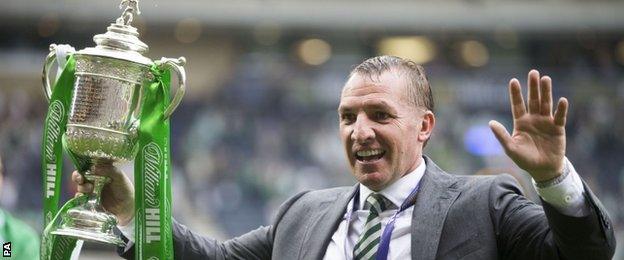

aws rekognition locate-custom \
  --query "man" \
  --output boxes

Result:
[74,56,615,259]
[0,155,40,259]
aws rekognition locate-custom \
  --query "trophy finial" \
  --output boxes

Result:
[90,0,149,59]
[116,0,140,25]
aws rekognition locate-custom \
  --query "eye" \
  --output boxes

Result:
[341,113,356,124]
[373,111,390,121]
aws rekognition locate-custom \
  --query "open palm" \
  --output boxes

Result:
[489,70,568,182]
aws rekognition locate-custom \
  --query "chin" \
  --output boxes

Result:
[358,171,389,191]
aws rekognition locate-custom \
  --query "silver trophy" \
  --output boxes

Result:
[42,0,186,246]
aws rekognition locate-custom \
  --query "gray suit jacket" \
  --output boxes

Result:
[121,157,616,259]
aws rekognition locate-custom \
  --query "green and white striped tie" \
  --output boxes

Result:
[353,193,394,260]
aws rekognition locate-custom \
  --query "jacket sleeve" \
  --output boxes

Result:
[119,191,310,260]
[490,173,615,260]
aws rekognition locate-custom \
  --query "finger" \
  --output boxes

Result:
[527,70,540,114]
[540,76,553,116]
[74,192,84,198]
[91,163,122,177]
[72,171,84,184]
[489,120,513,152]
[554,97,568,126]
[509,79,526,119]
[77,182,94,194]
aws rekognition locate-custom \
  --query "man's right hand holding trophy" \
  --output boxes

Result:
[72,165,134,227]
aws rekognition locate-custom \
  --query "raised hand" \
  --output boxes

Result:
[489,70,568,182]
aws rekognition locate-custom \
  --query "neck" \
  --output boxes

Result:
[368,156,424,192]
[401,154,423,178]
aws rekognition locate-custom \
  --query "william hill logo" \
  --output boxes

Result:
[44,100,64,198]
[44,100,64,162]
[143,142,162,208]
[143,142,162,243]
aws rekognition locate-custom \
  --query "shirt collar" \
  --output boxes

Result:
[358,156,426,210]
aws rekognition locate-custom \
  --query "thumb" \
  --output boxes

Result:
[488,120,513,152]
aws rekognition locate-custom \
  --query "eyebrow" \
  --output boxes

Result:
[337,105,350,114]
[362,100,394,111]
[337,100,397,114]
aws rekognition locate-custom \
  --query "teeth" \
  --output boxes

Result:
[356,149,384,157]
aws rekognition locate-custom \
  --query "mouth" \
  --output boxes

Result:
[354,148,386,163]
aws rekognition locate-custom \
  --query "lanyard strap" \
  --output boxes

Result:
[375,183,421,260]
[343,182,421,260]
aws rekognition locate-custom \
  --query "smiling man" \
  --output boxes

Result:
[75,56,615,259]
[338,63,434,192]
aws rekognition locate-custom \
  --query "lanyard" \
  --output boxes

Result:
[342,183,421,260]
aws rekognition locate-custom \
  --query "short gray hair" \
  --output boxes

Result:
[349,55,434,112]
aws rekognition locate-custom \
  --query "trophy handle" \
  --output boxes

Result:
[156,57,187,118]
[42,44,58,102]
[42,44,75,102]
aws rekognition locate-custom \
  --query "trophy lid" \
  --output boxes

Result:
[77,0,153,66]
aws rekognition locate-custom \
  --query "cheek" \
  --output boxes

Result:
[339,127,350,143]
[384,134,402,161]
[390,128,418,158]
[339,128,353,158]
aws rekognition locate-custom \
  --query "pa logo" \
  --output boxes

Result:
[2,242,10,257]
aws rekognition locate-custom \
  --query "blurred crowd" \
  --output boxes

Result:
[0,27,622,255]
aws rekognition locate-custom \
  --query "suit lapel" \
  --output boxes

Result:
[411,156,460,259]
[300,185,358,260]
[300,156,459,259]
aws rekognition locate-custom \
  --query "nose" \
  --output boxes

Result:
[351,114,375,144]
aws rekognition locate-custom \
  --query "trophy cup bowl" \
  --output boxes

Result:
[42,1,186,246]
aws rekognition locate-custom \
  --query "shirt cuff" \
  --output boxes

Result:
[532,157,590,217]
[117,216,136,242]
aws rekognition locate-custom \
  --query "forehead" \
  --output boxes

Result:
[339,71,409,109]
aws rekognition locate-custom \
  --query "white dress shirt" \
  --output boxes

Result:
[322,157,588,260]
[322,158,426,260]
[119,157,589,258]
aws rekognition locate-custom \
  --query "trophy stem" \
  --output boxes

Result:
[84,173,109,205]
[50,165,125,246]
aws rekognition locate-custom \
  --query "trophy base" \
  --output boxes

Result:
[51,174,126,247]
[52,227,125,247]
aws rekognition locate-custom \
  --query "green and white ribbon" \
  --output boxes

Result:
[40,56,174,259]
[40,55,84,260]
[133,65,174,260]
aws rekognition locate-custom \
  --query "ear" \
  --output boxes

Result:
[418,111,435,142]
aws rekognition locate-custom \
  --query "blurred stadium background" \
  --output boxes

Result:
[0,0,623,258]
